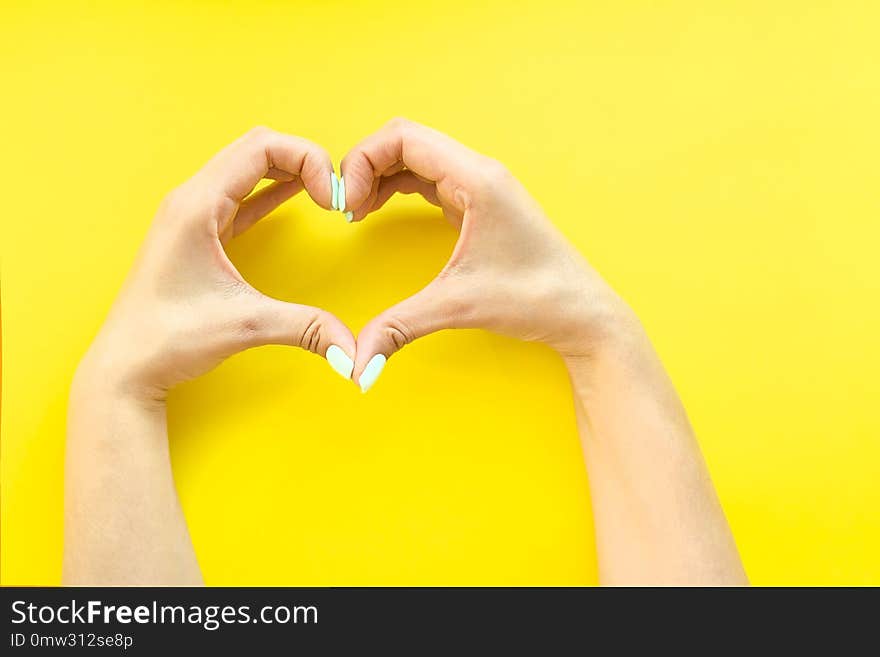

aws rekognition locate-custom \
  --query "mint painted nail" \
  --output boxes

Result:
[344,211,354,222]
[330,172,339,210]
[359,354,386,393]
[326,345,354,380]
[338,175,346,212]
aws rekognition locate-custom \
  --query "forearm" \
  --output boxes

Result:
[566,314,747,586]
[63,353,203,585]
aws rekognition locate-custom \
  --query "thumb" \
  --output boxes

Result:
[354,279,466,393]
[239,295,357,382]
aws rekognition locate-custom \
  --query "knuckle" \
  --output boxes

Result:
[382,316,414,351]
[386,116,412,131]
[159,184,191,214]
[298,311,326,353]
[204,189,237,224]
[159,180,229,230]
[386,116,418,141]
[482,157,511,184]
[467,157,511,198]
[157,186,207,232]
[246,125,273,141]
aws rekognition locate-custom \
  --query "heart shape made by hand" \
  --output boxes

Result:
[269,161,454,394]
[220,123,469,394]
[212,119,594,396]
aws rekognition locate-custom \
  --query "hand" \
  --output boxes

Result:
[340,118,636,391]
[78,127,357,402]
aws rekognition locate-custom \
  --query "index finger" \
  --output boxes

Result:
[193,126,334,211]
[339,118,482,217]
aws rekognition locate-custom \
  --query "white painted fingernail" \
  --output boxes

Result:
[330,172,339,210]
[338,175,346,212]
[359,354,386,393]
[344,211,354,222]
[326,345,354,380]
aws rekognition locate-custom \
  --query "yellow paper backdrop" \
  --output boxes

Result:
[2,0,879,585]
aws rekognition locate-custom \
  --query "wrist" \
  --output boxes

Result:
[559,297,664,399]
[548,273,645,360]
[73,339,168,410]
[67,355,169,467]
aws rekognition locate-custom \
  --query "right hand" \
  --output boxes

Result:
[79,127,357,403]
[340,118,637,391]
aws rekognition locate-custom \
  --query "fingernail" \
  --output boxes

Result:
[326,345,354,380]
[359,354,386,393]
[344,211,354,222]
[338,175,346,212]
[330,172,339,210]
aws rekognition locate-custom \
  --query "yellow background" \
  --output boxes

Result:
[2,0,879,585]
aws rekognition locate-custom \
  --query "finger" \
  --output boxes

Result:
[353,279,469,393]
[232,179,303,237]
[349,170,440,223]
[349,176,380,223]
[266,167,297,182]
[235,294,358,382]
[193,126,334,219]
[340,117,481,218]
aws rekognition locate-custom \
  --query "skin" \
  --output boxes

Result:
[341,119,749,585]
[64,127,355,585]
[64,119,747,586]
